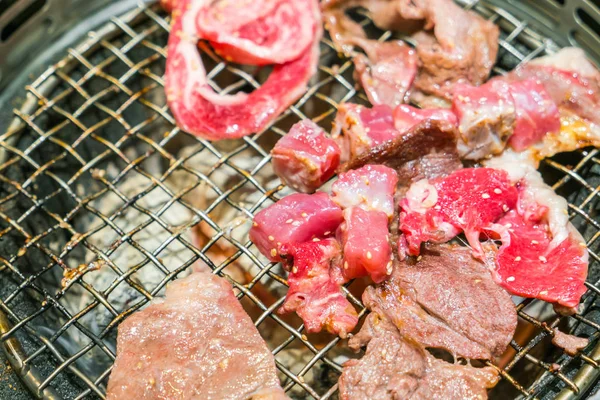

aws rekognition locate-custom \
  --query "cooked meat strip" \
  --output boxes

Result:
[106,272,288,400]
[339,119,458,172]
[250,192,343,262]
[339,297,501,400]
[331,164,398,218]
[552,331,589,356]
[339,313,427,400]
[271,120,341,193]
[366,245,516,359]
[352,39,418,108]
[279,238,358,337]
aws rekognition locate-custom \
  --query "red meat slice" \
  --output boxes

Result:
[352,40,418,108]
[507,79,560,151]
[338,207,393,283]
[399,168,518,258]
[331,164,398,218]
[165,0,320,140]
[198,0,316,65]
[393,104,457,133]
[332,104,398,162]
[250,192,343,262]
[279,238,358,337]
[272,120,341,193]
[491,202,587,311]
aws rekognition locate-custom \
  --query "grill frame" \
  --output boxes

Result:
[1,1,600,399]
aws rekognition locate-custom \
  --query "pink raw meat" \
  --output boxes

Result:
[338,207,392,283]
[199,0,317,65]
[165,0,321,140]
[393,104,457,133]
[331,164,398,218]
[332,104,399,162]
[279,238,358,337]
[272,120,340,193]
[507,79,560,151]
[250,192,343,262]
[399,168,518,258]
[490,197,587,311]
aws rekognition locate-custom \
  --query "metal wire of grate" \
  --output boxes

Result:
[1,1,600,399]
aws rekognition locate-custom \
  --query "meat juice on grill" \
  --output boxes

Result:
[106,272,288,400]
[279,238,359,337]
[271,120,341,193]
[164,0,321,140]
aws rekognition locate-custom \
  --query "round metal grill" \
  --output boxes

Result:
[2,1,600,399]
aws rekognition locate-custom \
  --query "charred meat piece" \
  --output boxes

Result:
[250,192,343,262]
[332,104,399,163]
[337,207,393,283]
[352,40,418,108]
[340,119,458,172]
[279,238,358,337]
[365,245,517,360]
[331,164,398,218]
[486,152,588,313]
[106,272,288,400]
[399,168,518,258]
[272,120,341,193]
[165,0,321,140]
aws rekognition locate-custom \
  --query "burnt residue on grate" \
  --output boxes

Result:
[0,1,600,399]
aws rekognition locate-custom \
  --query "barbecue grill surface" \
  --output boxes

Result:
[2,1,600,399]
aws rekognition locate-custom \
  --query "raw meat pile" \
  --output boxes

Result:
[105,0,597,398]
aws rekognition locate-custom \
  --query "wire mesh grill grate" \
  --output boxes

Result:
[1,1,600,399]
